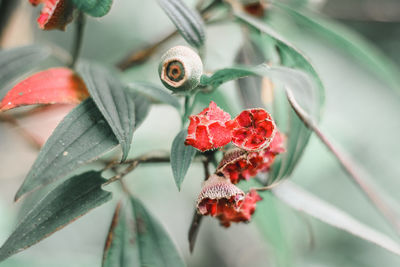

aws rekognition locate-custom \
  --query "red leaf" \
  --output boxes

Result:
[0,67,89,112]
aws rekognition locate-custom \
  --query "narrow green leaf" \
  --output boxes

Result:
[130,91,151,128]
[0,171,112,263]
[0,45,50,98]
[171,129,196,190]
[157,0,205,48]
[72,0,113,17]
[200,68,255,90]
[102,202,138,267]
[15,98,118,201]
[234,10,325,115]
[275,2,400,92]
[78,62,135,162]
[130,196,186,267]
[273,181,400,256]
[127,82,181,110]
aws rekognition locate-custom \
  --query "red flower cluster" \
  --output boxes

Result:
[185,102,276,152]
[190,102,284,227]
[197,175,262,227]
[29,0,73,30]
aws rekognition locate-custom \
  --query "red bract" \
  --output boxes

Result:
[185,101,232,151]
[217,189,262,227]
[0,67,89,111]
[197,174,245,216]
[29,0,73,30]
[217,131,286,184]
[229,108,276,151]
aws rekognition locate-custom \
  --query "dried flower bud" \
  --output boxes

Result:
[229,108,276,151]
[197,174,245,216]
[158,46,203,93]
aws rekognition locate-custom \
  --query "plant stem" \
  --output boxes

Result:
[188,151,215,253]
[182,96,192,126]
[69,12,86,68]
[286,89,400,235]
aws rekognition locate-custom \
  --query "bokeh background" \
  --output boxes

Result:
[0,0,400,266]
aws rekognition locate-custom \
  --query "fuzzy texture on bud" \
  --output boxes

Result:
[185,101,232,151]
[197,174,245,216]
[158,46,203,93]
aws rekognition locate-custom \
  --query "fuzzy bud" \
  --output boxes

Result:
[158,46,203,93]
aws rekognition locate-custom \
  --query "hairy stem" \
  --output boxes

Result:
[286,89,400,234]
[69,12,86,68]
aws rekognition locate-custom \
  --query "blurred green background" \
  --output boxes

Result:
[0,0,400,266]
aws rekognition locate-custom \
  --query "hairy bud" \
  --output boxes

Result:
[158,46,203,93]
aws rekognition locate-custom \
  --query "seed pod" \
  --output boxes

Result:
[158,46,203,93]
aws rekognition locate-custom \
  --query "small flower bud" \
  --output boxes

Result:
[158,46,203,93]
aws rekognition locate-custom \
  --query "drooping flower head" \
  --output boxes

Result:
[229,108,276,151]
[29,0,74,30]
[185,101,232,151]
[196,175,262,227]
[217,131,286,184]
[197,174,245,216]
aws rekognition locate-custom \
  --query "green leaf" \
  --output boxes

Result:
[273,181,400,256]
[127,82,181,110]
[102,202,138,267]
[200,68,255,90]
[130,196,186,267]
[72,0,113,17]
[157,0,205,48]
[15,98,118,201]
[171,129,196,190]
[130,91,151,128]
[0,45,50,98]
[0,171,112,263]
[234,10,325,115]
[274,2,400,92]
[78,62,135,162]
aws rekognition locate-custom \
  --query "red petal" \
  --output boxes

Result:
[0,67,89,112]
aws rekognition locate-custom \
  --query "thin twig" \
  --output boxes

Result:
[116,0,223,71]
[103,150,171,171]
[0,113,43,150]
[286,88,400,234]
[103,160,140,186]
[188,151,215,253]
[69,12,86,68]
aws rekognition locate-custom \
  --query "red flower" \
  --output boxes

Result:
[217,189,262,227]
[217,131,286,184]
[197,174,245,216]
[29,0,74,30]
[185,101,232,151]
[229,108,276,151]
[197,175,262,227]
